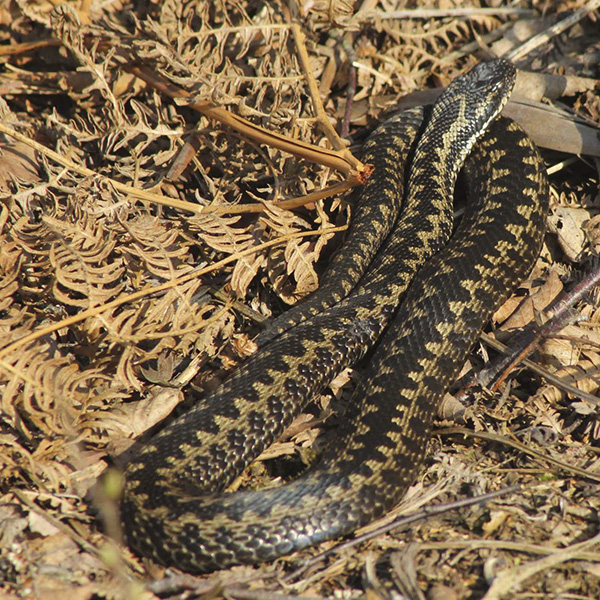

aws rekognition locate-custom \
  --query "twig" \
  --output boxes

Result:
[0,38,61,56]
[355,8,536,19]
[415,539,600,563]
[329,29,358,139]
[506,0,600,62]
[166,133,203,181]
[0,121,203,213]
[209,287,268,324]
[472,332,600,407]
[0,121,354,215]
[283,485,520,582]
[439,427,600,483]
[287,10,349,153]
[228,590,333,600]
[148,574,333,600]
[13,489,141,575]
[342,60,357,140]
[481,532,600,600]
[462,264,600,400]
[126,64,367,182]
[545,262,600,320]
[477,310,579,394]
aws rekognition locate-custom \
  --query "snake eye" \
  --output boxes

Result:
[470,77,493,92]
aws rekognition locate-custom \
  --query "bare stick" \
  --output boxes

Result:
[464,264,600,398]
[284,485,520,582]
[506,0,600,61]
[126,65,368,182]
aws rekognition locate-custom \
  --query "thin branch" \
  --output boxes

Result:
[125,64,368,182]
[417,539,600,562]
[472,332,600,407]
[287,12,350,151]
[462,265,600,401]
[356,8,536,19]
[506,0,600,61]
[439,427,600,483]
[482,532,600,600]
[0,121,355,215]
[328,29,358,139]
[284,485,521,582]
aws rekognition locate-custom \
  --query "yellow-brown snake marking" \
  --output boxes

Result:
[121,59,549,572]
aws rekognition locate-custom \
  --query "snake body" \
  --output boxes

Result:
[121,60,549,572]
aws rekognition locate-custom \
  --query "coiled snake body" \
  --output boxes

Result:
[121,59,549,572]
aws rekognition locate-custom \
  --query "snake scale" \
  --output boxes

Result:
[121,59,549,572]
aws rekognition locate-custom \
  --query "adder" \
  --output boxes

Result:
[121,58,549,572]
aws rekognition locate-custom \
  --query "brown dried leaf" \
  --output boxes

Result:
[100,386,183,440]
[547,204,591,263]
[535,350,600,406]
[494,269,563,330]
[538,333,579,371]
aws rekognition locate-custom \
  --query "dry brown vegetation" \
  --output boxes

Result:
[1,0,600,599]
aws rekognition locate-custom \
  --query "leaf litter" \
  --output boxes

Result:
[0,1,600,599]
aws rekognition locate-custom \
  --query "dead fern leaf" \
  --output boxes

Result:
[261,200,335,303]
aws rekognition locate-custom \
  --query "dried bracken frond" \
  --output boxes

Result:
[260,199,335,302]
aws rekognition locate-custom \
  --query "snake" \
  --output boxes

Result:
[121,59,549,572]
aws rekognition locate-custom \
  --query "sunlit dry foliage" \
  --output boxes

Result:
[1,0,600,597]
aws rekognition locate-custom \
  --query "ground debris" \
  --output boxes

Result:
[1,1,599,599]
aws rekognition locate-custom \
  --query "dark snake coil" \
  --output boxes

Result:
[121,59,549,572]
